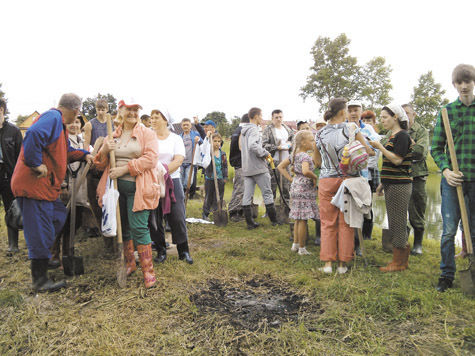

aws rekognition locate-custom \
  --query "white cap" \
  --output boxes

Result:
[347,100,362,108]
[386,103,409,122]
[315,117,326,124]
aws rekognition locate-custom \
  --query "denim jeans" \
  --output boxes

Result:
[440,178,475,279]
[180,164,193,190]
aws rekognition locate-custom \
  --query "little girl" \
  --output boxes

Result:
[278,130,319,255]
[202,133,228,220]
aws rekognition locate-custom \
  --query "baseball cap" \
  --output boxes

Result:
[347,100,362,108]
[204,120,216,128]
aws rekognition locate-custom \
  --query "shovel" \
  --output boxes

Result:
[210,141,228,227]
[441,108,475,295]
[275,150,289,223]
[267,156,290,212]
[62,165,85,276]
[106,115,127,288]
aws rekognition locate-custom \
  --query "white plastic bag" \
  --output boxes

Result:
[194,137,211,169]
[101,176,120,237]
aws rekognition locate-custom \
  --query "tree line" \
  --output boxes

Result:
[5,33,448,136]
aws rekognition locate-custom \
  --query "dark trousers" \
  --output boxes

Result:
[408,177,427,231]
[203,179,225,217]
[150,178,189,253]
[0,176,19,247]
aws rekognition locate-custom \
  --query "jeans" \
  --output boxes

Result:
[180,164,195,190]
[440,178,475,279]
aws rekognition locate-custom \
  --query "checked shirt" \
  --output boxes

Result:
[431,97,475,181]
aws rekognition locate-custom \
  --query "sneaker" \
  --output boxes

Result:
[436,277,453,292]
[291,243,299,252]
[298,247,311,255]
[337,266,348,274]
[318,266,332,274]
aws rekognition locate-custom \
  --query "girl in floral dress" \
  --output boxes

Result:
[278,130,320,255]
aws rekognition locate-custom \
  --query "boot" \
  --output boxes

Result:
[379,247,407,272]
[362,215,373,240]
[411,229,424,255]
[124,239,137,276]
[7,227,19,254]
[103,236,115,258]
[265,203,281,226]
[243,205,259,230]
[137,244,157,288]
[381,229,392,253]
[31,259,66,293]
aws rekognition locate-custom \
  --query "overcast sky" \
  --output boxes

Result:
[1,0,474,123]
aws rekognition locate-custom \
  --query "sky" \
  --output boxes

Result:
[1,0,474,124]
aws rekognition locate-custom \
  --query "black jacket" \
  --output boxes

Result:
[0,121,23,178]
[229,125,243,168]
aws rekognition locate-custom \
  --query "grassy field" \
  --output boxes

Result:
[1,190,474,355]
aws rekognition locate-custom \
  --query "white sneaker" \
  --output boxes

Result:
[298,247,311,255]
[337,266,348,274]
[318,266,332,274]
[291,243,299,252]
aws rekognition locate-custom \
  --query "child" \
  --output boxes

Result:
[278,130,319,255]
[202,133,228,220]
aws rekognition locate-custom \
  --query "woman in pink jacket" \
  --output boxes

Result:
[94,100,160,288]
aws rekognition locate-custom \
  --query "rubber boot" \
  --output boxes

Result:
[124,239,137,276]
[362,213,373,240]
[31,259,66,293]
[314,219,321,246]
[7,227,19,254]
[411,229,424,255]
[265,203,280,226]
[137,244,157,288]
[381,229,392,253]
[243,205,259,230]
[379,247,407,272]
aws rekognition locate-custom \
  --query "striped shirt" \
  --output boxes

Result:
[431,98,475,181]
[381,130,413,184]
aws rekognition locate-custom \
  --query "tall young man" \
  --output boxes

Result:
[431,64,475,292]
[241,107,279,229]
[403,104,429,255]
[0,98,23,255]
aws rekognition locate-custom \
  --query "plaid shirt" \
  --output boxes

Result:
[431,97,475,181]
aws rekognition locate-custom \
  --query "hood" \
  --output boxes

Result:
[241,123,255,137]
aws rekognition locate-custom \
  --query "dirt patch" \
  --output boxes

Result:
[190,276,321,331]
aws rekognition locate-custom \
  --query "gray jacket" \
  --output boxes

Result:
[240,123,270,177]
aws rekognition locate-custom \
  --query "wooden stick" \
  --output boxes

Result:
[184,140,198,206]
[441,108,473,254]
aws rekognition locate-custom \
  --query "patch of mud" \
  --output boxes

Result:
[190,276,321,331]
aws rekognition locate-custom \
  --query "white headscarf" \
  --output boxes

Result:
[386,103,409,122]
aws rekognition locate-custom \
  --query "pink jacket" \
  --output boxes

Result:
[94,124,159,212]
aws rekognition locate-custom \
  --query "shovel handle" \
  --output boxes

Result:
[210,139,223,211]
[441,108,473,254]
[185,142,198,206]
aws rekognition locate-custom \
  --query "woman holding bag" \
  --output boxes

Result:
[94,100,160,288]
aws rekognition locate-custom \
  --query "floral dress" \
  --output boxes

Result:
[289,152,319,220]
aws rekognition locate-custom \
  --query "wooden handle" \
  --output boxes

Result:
[210,140,222,210]
[106,115,123,245]
[185,142,198,205]
[441,108,472,254]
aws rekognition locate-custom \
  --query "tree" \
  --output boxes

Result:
[0,83,8,119]
[229,116,241,135]
[203,111,231,137]
[300,34,361,111]
[359,56,392,110]
[410,71,449,134]
[82,93,118,121]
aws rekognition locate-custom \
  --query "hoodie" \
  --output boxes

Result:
[240,123,270,177]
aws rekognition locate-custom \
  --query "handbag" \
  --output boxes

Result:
[5,199,23,230]
[339,123,368,175]
[101,176,120,237]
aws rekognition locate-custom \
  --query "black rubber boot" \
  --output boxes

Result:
[411,228,424,255]
[314,219,321,245]
[7,227,19,255]
[31,259,66,293]
[243,205,259,230]
[362,212,373,240]
[265,203,280,226]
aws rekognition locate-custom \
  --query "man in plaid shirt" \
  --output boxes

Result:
[431,64,475,292]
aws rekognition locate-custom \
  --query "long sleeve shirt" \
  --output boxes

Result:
[431,98,475,181]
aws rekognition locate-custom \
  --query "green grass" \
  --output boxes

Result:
[1,196,474,355]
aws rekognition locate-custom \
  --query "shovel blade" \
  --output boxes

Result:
[62,256,85,276]
[213,210,228,227]
[459,256,475,296]
[276,204,289,224]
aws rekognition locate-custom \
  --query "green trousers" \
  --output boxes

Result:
[117,179,151,245]
[408,177,427,231]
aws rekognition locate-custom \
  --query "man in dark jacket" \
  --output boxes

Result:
[228,113,249,221]
[0,98,23,255]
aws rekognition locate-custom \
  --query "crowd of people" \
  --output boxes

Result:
[1,63,474,294]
